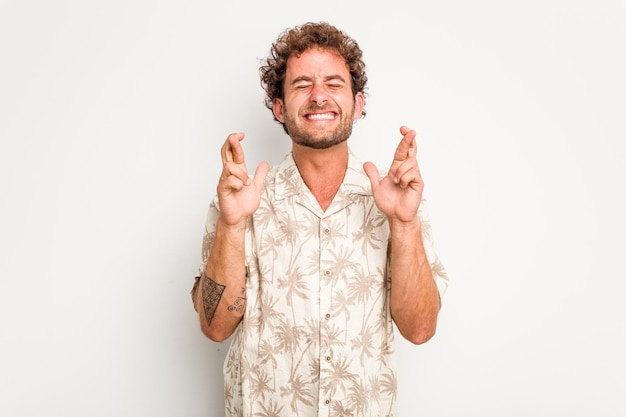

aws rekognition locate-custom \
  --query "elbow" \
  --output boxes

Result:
[404,325,437,345]
[393,309,439,345]
[393,294,442,345]
[200,322,232,343]
[206,331,230,344]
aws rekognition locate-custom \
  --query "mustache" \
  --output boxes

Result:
[301,105,339,114]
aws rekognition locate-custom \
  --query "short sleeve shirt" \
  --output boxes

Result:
[199,150,448,417]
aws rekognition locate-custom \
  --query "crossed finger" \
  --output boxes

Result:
[220,133,250,188]
[391,126,417,164]
[389,126,415,172]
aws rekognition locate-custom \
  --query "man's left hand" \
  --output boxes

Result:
[364,125,423,223]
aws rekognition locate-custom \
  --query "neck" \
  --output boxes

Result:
[292,143,349,211]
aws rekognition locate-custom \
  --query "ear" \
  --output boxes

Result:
[353,92,365,120]
[272,98,285,123]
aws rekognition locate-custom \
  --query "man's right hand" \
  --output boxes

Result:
[217,133,270,226]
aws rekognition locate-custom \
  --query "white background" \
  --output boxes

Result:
[1,1,625,416]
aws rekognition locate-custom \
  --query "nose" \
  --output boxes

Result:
[311,83,327,106]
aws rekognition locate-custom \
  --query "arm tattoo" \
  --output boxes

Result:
[227,287,246,313]
[201,273,225,325]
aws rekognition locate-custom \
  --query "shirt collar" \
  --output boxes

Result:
[273,148,372,202]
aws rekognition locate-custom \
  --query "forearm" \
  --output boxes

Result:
[194,217,248,342]
[389,218,441,344]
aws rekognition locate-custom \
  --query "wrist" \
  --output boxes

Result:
[389,216,422,234]
[216,215,248,233]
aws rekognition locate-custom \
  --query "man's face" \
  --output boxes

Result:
[272,48,364,149]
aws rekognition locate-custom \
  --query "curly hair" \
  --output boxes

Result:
[259,22,368,126]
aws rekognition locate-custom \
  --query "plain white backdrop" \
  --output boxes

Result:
[1,1,625,416]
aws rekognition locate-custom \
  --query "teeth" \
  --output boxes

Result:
[307,112,335,120]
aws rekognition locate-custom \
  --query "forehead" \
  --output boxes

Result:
[285,47,350,79]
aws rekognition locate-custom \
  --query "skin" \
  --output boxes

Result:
[195,47,441,344]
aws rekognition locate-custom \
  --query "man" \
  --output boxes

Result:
[192,22,448,417]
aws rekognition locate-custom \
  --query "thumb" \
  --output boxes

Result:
[363,161,380,190]
[252,161,270,187]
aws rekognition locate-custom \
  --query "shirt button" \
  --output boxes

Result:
[324,270,331,276]
[325,399,330,405]
[325,313,331,320]
[326,356,331,361]
[323,228,330,234]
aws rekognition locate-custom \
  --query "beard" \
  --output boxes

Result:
[283,103,355,150]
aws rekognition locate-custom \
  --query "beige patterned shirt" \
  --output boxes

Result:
[198,150,448,417]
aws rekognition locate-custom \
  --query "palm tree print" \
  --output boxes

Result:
[198,152,448,416]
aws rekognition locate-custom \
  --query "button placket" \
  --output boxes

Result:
[319,218,336,412]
